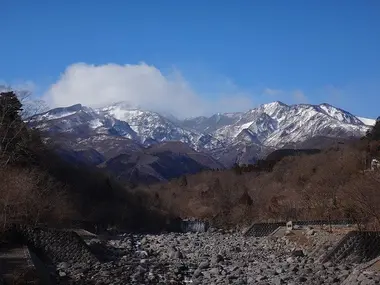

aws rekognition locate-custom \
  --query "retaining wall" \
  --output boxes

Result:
[9,225,98,266]
[244,222,285,237]
[244,219,353,237]
[322,231,380,264]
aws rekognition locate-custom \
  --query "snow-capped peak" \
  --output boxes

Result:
[212,101,370,148]
[30,100,373,167]
[31,103,89,121]
[317,103,364,125]
[98,101,137,112]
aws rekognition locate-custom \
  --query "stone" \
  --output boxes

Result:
[298,276,308,282]
[211,254,224,264]
[25,225,378,285]
[210,267,219,275]
[275,267,284,274]
[198,260,210,270]
[256,275,267,281]
[273,277,285,285]
[193,269,202,278]
[140,237,148,245]
[286,257,295,263]
[290,265,299,273]
[323,262,333,269]
[57,262,69,270]
[292,250,305,257]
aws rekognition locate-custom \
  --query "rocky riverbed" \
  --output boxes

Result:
[54,229,380,285]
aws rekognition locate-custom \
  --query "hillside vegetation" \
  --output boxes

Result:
[0,91,173,233]
[1,90,380,233]
[138,120,380,229]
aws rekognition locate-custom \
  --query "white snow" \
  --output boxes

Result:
[40,111,77,120]
[89,118,103,129]
[236,122,254,136]
[357,117,376,126]
[32,101,372,153]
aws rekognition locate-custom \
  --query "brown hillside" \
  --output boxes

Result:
[139,134,380,229]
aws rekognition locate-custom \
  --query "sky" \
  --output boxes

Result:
[1,0,380,118]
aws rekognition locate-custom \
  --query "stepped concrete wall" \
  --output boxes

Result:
[10,225,98,265]
[322,231,380,264]
[244,222,284,237]
[244,219,353,237]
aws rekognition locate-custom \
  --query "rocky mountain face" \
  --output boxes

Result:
[30,101,372,182]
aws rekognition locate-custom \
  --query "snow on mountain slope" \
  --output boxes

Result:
[318,103,364,125]
[181,112,243,133]
[97,103,223,150]
[31,102,223,151]
[212,101,369,148]
[30,100,371,167]
[357,117,376,126]
[261,103,367,146]
[30,104,102,135]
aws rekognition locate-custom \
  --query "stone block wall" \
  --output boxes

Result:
[10,225,98,265]
[323,231,380,264]
[244,222,285,237]
[244,219,354,237]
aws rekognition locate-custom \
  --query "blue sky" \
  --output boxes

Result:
[1,0,379,118]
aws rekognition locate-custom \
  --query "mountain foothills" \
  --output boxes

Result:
[1,90,380,233]
[28,100,373,182]
[0,91,175,231]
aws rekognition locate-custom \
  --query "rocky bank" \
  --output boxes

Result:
[54,228,380,285]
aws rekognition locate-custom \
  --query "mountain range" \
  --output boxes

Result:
[29,101,374,183]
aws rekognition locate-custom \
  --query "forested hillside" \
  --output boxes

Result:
[139,119,380,228]
[1,90,380,233]
[0,91,174,233]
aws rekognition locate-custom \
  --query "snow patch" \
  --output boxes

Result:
[89,119,103,129]
[41,111,77,120]
[357,117,376,126]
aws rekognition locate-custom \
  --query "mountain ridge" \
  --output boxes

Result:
[30,101,372,170]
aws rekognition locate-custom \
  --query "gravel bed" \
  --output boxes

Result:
[53,229,380,285]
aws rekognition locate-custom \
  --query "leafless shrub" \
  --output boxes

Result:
[142,142,380,228]
[343,171,380,230]
[0,167,74,231]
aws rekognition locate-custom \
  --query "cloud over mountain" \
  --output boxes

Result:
[43,62,256,118]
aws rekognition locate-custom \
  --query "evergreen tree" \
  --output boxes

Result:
[366,117,380,141]
[0,91,28,165]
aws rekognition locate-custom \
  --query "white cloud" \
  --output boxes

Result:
[263,88,283,96]
[293,89,308,103]
[43,62,256,118]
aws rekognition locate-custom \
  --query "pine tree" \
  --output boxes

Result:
[366,118,380,141]
[0,91,27,165]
